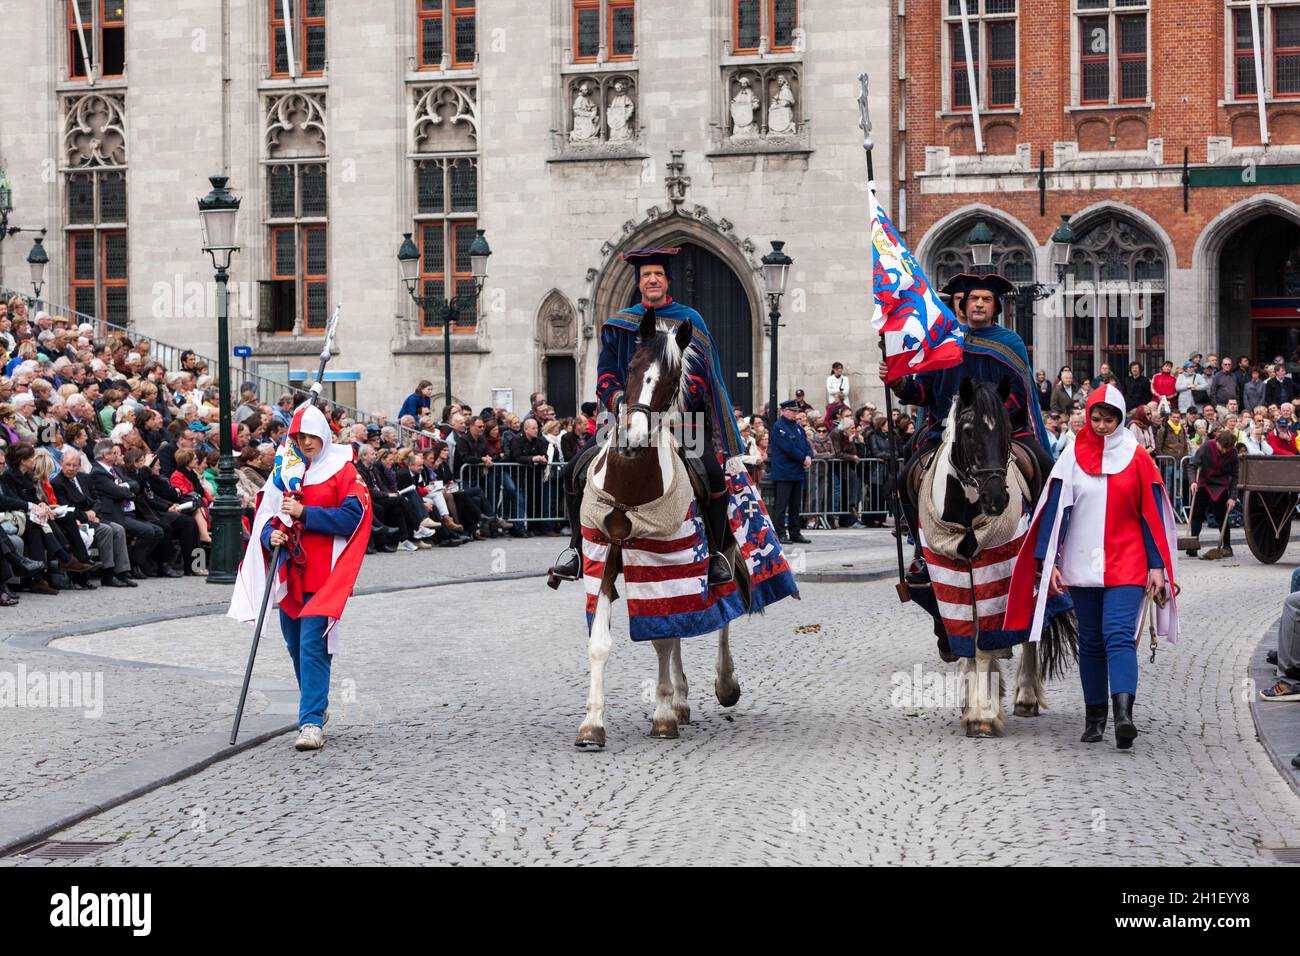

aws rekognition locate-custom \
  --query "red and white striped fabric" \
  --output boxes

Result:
[921,531,1026,640]
[582,505,744,641]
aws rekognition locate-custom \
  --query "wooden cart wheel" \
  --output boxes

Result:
[1242,490,1296,564]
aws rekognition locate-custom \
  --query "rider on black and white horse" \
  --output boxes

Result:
[548,247,745,589]
[878,272,1055,585]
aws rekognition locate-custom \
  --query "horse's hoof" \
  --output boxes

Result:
[574,726,606,749]
[964,722,980,738]
[674,705,691,726]
[649,719,679,739]
[973,720,998,738]
[1013,701,1040,717]
[714,679,741,708]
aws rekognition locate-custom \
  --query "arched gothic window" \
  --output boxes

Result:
[1064,214,1166,384]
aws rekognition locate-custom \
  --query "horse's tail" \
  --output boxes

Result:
[1037,609,1079,681]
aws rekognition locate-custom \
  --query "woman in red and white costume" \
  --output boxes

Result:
[229,403,372,751]
[1006,383,1179,751]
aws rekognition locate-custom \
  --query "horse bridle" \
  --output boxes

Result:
[950,409,1008,490]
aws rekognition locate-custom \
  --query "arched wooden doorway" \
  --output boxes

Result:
[624,242,755,411]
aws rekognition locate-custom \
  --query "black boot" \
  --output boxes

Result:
[1080,703,1108,743]
[1112,693,1137,750]
[704,493,734,586]
[547,487,585,587]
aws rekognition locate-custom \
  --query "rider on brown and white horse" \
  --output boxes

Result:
[549,247,747,589]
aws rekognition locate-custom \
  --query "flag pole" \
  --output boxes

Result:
[229,302,343,744]
[858,73,910,603]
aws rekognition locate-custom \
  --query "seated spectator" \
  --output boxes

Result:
[126,448,203,573]
[51,448,135,588]
[90,439,166,579]
[169,448,213,541]
[2,442,94,594]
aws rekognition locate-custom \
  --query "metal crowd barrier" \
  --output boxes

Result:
[762,457,904,530]
[457,461,567,527]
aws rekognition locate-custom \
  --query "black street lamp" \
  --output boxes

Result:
[967,219,995,275]
[761,240,792,422]
[397,228,492,409]
[27,234,48,298]
[197,175,243,584]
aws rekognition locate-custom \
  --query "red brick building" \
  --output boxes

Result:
[891,0,1300,381]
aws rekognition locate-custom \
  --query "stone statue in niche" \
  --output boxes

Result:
[768,74,796,135]
[570,82,599,143]
[730,76,758,140]
[607,80,634,143]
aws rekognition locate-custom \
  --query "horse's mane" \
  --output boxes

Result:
[627,318,690,413]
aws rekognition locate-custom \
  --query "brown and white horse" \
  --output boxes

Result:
[574,309,742,749]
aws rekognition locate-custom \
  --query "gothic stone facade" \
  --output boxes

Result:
[0,1,892,418]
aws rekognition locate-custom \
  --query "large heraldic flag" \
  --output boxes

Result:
[870,192,964,384]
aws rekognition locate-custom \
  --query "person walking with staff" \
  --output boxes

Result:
[1006,384,1179,751]
[228,402,372,751]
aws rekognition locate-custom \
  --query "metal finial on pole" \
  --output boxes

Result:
[857,72,875,187]
[309,303,341,397]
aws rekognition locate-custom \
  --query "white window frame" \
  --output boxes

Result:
[1225,0,1300,101]
[941,0,1020,113]
[1070,0,1152,108]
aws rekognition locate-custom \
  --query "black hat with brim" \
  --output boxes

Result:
[939,272,1016,318]
[622,247,680,280]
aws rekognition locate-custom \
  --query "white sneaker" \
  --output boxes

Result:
[420,518,437,530]
[294,725,324,750]
[414,527,435,539]
[398,540,419,551]
[416,539,433,549]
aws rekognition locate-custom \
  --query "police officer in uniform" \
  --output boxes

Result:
[769,398,812,544]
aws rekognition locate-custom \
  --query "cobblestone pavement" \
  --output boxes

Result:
[7,536,1298,866]
[0,530,891,822]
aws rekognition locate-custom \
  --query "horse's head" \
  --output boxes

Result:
[951,375,1013,517]
[622,308,693,449]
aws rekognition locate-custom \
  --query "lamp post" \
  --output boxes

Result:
[761,240,792,423]
[197,175,243,584]
[0,169,12,238]
[397,228,492,409]
[27,234,48,298]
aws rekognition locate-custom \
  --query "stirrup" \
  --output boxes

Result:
[547,548,582,589]
[707,552,733,586]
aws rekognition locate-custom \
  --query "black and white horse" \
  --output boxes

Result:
[922,377,1075,738]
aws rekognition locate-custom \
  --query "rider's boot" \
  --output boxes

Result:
[703,491,734,587]
[547,484,584,588]
[900,494,930,586]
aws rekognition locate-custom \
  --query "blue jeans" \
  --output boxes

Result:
[1071,585,1143,704]
[280,592,331,728]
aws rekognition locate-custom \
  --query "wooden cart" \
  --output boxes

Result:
[1239,455,1300,564]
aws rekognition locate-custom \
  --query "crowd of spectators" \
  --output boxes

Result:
[3,279,1297,610]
